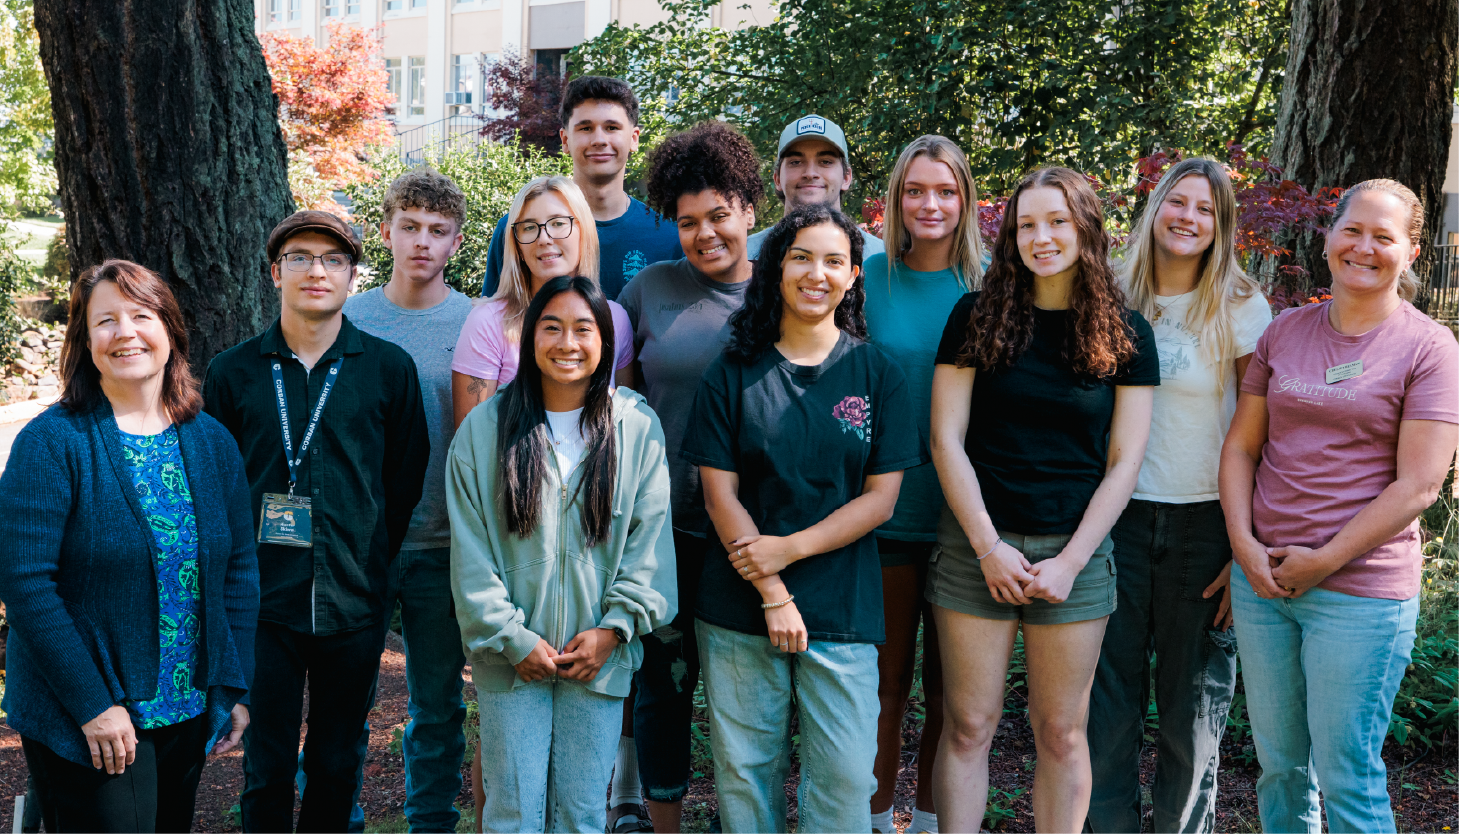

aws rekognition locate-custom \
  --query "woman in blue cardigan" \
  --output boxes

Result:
[0,260,259,833]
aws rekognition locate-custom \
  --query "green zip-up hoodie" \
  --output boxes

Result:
[447,387,677,697]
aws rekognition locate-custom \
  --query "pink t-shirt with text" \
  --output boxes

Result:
[451,298,636,386]
[1241,300,1458,600]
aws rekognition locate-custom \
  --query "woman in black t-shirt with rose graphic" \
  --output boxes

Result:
[927,167,1159,832]
[682,204,927,833]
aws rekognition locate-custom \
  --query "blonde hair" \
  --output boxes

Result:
[1120,158,1260,380]
[1328,178,1424,302]
[490,175,601,341]
[883,135,984,290]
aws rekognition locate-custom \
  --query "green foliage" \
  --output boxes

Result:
[344,142,572,299]
[984,785,1025,830]
[0,226,31,365]
[572,0,1288,215]
[1391,487,1459,749]
[0,0,55,216]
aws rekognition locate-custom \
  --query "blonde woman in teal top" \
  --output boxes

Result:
[862,135,984,834]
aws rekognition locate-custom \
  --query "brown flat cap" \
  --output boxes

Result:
[267,210,362,263]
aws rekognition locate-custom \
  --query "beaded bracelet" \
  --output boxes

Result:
[761,594,796,610]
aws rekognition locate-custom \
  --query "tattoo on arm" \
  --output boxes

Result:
[466,376,489,397]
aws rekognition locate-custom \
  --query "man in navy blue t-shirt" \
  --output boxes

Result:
[480,76,682,300]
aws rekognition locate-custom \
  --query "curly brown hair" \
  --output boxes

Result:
[644,121,763,219]
[382,166,467,228]
[956,167,1133,378]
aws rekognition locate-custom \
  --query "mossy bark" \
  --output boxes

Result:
[33,0,294,368]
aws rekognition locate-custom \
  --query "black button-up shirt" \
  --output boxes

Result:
[203,316,429,635]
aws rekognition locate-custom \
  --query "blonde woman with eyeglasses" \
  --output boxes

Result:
[451,176,637,429]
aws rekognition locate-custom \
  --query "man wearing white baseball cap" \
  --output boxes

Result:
[745,113,885,260]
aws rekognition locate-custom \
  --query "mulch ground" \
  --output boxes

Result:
[1,633,1453,833]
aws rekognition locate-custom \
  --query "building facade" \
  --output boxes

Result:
[252,0,772,128]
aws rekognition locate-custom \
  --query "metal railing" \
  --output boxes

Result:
[1418,243,1459,325]
[394,114,488,164]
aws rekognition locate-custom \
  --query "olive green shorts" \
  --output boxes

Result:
[925,512,1116,625]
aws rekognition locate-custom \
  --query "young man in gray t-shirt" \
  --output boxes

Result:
[338,167,473,833]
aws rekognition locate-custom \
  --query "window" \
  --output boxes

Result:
[385,0,402,9]
[535,49,568,79]
[288,0,301,21]
[449,54,476,114]
[411,0,427,6]
[385,58,402,110]
[322,0,340,16]
[268,0,282,23]
[407,56,426,117]
[348,0,359,12]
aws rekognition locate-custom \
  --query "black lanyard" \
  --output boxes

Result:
[270,356,344,497]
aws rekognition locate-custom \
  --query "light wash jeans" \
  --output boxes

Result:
[696,619,879,834]
[475,676,623,833]
[295,546,467,833]
[1230,563,1418,834]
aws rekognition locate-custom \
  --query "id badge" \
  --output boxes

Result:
[258,492,313,547]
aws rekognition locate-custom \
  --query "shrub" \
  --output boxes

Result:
[0,227,31,365]
[343,141,571,299]
[1392,485,1459,749]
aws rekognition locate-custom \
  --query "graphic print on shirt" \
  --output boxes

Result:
[622,250,650,283]
[1154,317,1196,381]
[832,394,872,441]
[1275,373,1359,404]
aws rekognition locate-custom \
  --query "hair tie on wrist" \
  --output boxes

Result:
[976,541,999,560]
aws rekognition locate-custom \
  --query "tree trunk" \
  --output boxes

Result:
[1267,0,1458,289]
[33,0,293,368]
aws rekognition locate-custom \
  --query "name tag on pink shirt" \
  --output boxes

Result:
[1325,360,1363,385]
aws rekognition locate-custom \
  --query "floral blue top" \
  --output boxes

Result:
[119,426,206,728]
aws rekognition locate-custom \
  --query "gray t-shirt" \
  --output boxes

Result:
[746,224,885,261]
[343,285,472,550]
[617,258,749,535]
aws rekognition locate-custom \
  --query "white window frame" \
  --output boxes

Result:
[407,56,426,118]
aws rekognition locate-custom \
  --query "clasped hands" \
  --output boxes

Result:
[728,535,809,655]
[1235,536,1339,600]
[513,627,619,684]
[978,540,1090,605]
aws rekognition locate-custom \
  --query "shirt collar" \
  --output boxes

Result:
[257,314,366,360]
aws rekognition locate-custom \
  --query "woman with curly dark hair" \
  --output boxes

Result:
[925,167,1158,832]
[682,204,926,833]
[614,120,763,833]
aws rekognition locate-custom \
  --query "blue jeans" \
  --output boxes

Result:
[696,619,879,833]
[1089,500,1238,833]
[474,677,623,833]
[1230,564,1418,834]
[296,546,467,832]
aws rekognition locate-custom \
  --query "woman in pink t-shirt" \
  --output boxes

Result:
[451,175,636,429]
[1219,179,1458,834]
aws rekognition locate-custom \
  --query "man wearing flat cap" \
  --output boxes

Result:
[203,211,430,833]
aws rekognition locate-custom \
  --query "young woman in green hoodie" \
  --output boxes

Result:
[447,276,676,833]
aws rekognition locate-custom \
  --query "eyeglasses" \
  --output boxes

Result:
[279,252,354,273]
[512,216,576,245]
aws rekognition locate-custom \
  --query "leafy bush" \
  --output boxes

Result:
[1392,486,1459,749]
[343,141,571,299]
[0,225,32,365]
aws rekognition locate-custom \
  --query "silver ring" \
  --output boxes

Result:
[740,566,749,575]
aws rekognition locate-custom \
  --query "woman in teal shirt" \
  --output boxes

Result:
[862,135,985,834]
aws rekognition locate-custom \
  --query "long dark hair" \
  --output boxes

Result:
[957,167,1134,377]
[60,259,203,421]
[724,204,866,364]
[496,276,618,546]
